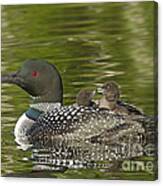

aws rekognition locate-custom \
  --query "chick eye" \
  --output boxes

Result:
[32,71,39,77]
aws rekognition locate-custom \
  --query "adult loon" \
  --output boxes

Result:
[2,59,156,169]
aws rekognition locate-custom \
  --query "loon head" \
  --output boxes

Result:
[2,59,63,104]
[101,81,120,102]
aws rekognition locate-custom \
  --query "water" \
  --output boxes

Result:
[1,2,157,180]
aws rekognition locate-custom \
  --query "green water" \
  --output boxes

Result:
[1,2,157,180]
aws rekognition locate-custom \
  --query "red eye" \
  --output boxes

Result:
[32,71,39,77]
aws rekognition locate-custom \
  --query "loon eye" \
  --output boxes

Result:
[31,71,39,77]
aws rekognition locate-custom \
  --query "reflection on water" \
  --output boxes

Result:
[1,2,157,179]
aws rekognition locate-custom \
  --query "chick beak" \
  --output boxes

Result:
[96,86,104,94]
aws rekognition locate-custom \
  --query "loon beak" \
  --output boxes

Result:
[1,71,25,87]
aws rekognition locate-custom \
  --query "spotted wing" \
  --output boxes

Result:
[117,100,144,115]
[27,106,156,165]
[27,106,127,147]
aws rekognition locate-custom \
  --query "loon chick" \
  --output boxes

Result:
[76,89,96,107]
[2,59,155,169]
[98,81,144,115]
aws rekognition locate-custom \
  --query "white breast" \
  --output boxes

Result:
[14,113,34,151]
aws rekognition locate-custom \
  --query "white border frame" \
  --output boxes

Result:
[0,0,162,186]
[0,0,156,5]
